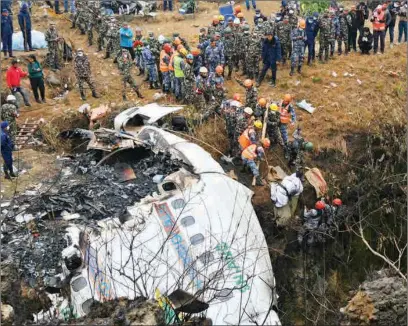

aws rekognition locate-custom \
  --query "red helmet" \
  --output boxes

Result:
[233,93,241,102]
[315,201,326,210]
[215,65,223,74]
[163,43,172,53]
[332,198,342,206]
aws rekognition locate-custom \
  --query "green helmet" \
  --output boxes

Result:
[303,142,314,151]
[224,27,232,34]
[243,24,250,31]
[142,39,149,46]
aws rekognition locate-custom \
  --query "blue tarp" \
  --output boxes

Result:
[219,4,234,26]
[1,30,48,51]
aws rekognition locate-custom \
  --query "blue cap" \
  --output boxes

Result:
[2,9,9,13]
[282,0,287,7]
[21,3,28,10]
[186,54,193,60]
[1,121,9,129]
[313,11,319,17]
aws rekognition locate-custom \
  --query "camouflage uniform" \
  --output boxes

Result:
[254,104,266,120]
[245,32,262,79]
[264,19,276,36]
[44,27,61,69]
[142,46,158,84]
[223,30,235,79]
[74,53,96,96]
[194,74,209,111]
[207,24,219,39]
[117,49,142,99]
[240,30,251,75]
[328,16,337,56]
[84,6,97,46]
[0,103,18,141]
[96,14,108,51]
[276,20,292,64]
[105,19,120,59]
[318,13,331,62]
[290,28,306,72]
[236,80,258,109]
[266,109,281,145]
[76,4,87,35]
[222,101,239,155]
[232,25,242,71]
[336,13,349,54]
[288,14,299,30]
[206,74,225,117]
[204,45,224,73]
[183,61,195,105]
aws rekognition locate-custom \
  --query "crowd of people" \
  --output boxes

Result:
[0,0,403,237]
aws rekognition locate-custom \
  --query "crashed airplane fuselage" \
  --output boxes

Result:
[63,124,280,325]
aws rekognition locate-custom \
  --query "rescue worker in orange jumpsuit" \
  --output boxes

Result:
[241,138,270,185]
[159,43,172,93]
[279,93,296,147]
[238,119,263,151]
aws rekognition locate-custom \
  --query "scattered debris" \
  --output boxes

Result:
[331,71,338,77]
[297,100,316,114]
[357,79,362,85]
[304,168,328,198]
[330,82,338,88]
[343,72,355,77]
[295,80,301,86]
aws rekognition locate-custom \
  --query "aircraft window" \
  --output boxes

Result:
[198,251,214,264]
[71,277,87,292]
[190,233,204,245]
[82,298,94,315]
[181,216,195,227]
[162,182,177,192]
[215,288,233,302]
[171,198,185,210]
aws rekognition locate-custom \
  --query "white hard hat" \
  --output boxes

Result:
[244,107,253,115]
[6,95,16,102]
[199,67,208,73]
[233,18,240,24]
[158,35,165,44]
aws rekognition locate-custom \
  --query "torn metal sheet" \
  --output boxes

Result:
[114,103,183,134]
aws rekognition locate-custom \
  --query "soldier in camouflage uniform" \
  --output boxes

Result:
[96,12,108,52]
[172,32,190,51]
[336,7,349,55]
[232,19,242,71]
[183,54,195,105]
[328,11,337,57]
[239,25,251,75]
[117,49,144,101]
[104,16,120,60]
[0,95,18,142]
[141,40,160,89]
[147,32,161,83]
[318,11,331,63]
[264,17,276,36]
[288,10,299,30]
[290,19,307,75]
[235,78,258,109]
[245,30,262,79]
[44,22,61,70]
[205,38,224,74]
[199,27,208,44]
[205,65,225,118]
[195,67,210,111]
[276,16,292,64]
[71,0,86,34]
[266,103,281,146]
[85,4,98,46]
[134,28,145,76]
[287,128,313,174]
[207,17,220,39]
[74,49,99,100]
[223,27,235,80]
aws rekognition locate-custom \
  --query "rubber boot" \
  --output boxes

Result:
[10,171,17,178]
[92,90,100,98]
[269,79,276,87]
[122,94,127,101]
[4,169,11,180]
[154,82,160,89]
[289,66,295,76]
[80,91,86,100]
[307,57,311,66]
[97,45,102,52]
[104,52,110,59]
[297,65,302,74]
[149,82,154,89]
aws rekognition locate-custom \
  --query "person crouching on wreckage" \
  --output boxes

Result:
[241,138,270,186]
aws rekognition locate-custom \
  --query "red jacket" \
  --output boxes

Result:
[6,66,28,88]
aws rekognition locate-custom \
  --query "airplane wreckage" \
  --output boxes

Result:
[1,104,281,325]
